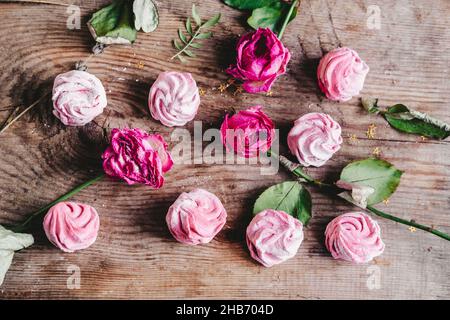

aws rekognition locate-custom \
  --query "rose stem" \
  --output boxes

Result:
[277,0,299,40]
[0,92,50,135]
[11,174,105,233]
[275,153,450,242]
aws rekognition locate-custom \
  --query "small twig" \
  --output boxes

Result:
[0,92,50,134]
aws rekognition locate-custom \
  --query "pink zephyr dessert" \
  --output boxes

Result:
[43,201,100,253]
[287,112,343,167]
[246,209,304,267]
[52,70,107,126]
[166,189,227,245]
[317,47,369,102]
[149,71,200,127]
[325,212,385,263]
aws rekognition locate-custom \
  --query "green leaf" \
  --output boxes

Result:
[173,39,183,50]
[253,181,312,225]
[178,29,188,43]
[183,49,196,57]
[361,96,380,114]
[133,0,159,33]
[192,4,202,26]
[190,42,202,49]
[196,32,213,39]
[340,158,403,205]
[384,104,450,140]
[202,13,221,28]
[223,0,279,10]
[185,17,193,35]
[88,0,137,44]
[247,2,297,32]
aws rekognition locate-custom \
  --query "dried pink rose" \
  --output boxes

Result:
[220,106,275,158]
[227,28,291,93]
[102,128,173,188]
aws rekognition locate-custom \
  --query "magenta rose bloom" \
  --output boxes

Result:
[220,106,275,158]
[102,128,173,188]
[227,28,291,93]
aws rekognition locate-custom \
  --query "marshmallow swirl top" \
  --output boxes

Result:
[317,47,369,102]
[166,189,227,245]
[287,112,342,167]
[43,201,100,253]
[149,71,200,127]
[52,70,107,126]
[246,209,304,267]
[325,212,385,263]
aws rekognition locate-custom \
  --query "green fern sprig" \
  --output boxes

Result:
[171,4,221,62]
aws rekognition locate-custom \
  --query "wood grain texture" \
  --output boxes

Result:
[0,0,449,299]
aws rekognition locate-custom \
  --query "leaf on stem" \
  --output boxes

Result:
[247,2,297,33]
[362,97,450,140]
[339,158,403,206]
[171,4,221,63]
[253,181,312,225]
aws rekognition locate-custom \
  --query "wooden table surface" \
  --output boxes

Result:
[0,0,449,299]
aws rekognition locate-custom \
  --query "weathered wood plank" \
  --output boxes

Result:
[0,0,449,299]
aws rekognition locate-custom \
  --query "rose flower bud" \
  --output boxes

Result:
[317,47,369,102]
[43,202,100,253]
[166,189,227,245]
[102,128,173,188]
[149,71,201,127]
[246,209,304,267]
[287,112,342,167]
[52,70,107,126]
[325,212,385,264]
[220,106,275,158]
[227,28,291,93]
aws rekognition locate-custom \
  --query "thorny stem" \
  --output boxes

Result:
[10,174,105,233]
[277,0,299,40]
[274,153,450,242]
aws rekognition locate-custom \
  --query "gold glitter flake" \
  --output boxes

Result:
[199,87,206,97]
[348,134,359,144]
[372,147,381,157]
[409,226,417,233]
[136,61,145,69]
[266,91,273,97]
[382,198,390,205]
[366,124,377,139]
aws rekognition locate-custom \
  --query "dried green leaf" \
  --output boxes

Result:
[178,29,188,44]
[183,49,196,57]
[173,39,183,50]
[192,4,202,26]
[185,17,193,35]
[202,13,221,28]
[196,32,213,39]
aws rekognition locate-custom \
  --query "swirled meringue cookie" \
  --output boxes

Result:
[325,212,385,264]
[287,112,342,167]
[317,47,369,102]
[149,71,200,127]
[166,189,227,245]
[43,202,100,253]
[246,209,304,267]
[52,70,107,126]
